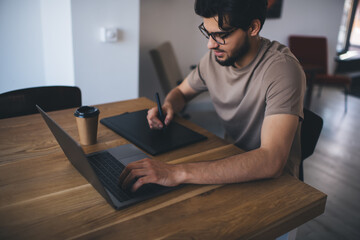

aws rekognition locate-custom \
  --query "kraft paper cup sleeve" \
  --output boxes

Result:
[74,106,100,145]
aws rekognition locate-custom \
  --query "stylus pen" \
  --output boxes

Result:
[155,92,166,128]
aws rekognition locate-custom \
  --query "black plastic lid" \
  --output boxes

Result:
[74,106,100,118]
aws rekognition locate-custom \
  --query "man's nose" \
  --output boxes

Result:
[207,36,219,49]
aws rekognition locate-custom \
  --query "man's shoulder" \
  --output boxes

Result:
[263,38,299,64]
[258,38,305,85]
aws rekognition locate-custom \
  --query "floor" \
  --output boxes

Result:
[185,86,360,240]
[297,86,360,240]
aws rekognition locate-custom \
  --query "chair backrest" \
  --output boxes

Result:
[301,108,323,160]
[300,108,323,181]
[150,42,183,95]
[0,86,82,119]
[289,35,328,75]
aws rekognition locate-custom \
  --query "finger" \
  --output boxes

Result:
[121,168,147,190]
[118,160,145,185]
[118,167,130,185]
[152,118,164,129]
[147,107,158,120]
[164,108,174,126]
[121,170,137,190]
[131,176,152,192]
[147,108,163,129]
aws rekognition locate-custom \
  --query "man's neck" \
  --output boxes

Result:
[234,36,262,69]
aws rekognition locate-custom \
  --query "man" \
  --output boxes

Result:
[119,0,305,193]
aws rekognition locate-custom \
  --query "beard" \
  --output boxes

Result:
[215,36,251,67]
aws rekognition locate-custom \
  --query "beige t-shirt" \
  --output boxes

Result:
[187,37,306,177]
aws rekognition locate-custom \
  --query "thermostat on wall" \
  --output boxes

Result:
[100,27,118,42]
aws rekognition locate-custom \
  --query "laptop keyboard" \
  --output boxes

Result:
[87,151,171,202]
[87,151,132,202]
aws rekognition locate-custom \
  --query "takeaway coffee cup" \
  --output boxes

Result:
[74,106,100,145]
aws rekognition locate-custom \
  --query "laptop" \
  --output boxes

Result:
[36,105,179,210]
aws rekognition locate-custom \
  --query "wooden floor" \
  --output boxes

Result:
[297,86,360,240]
[186,86,360,240]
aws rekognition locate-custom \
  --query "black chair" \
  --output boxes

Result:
[0,86,82,119]
[300,108,323,181]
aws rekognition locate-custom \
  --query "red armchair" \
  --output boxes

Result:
[289,35,351,112]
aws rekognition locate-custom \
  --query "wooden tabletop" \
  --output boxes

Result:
[0,97,326,240]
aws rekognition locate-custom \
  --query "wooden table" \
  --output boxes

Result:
[0,97,326,239]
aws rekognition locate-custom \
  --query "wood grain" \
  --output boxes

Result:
[72,175,326,240]
[0,98,327,240]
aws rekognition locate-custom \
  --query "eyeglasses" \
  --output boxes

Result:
[198,23,237,45]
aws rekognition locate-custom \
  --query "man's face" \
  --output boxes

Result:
[203,17,250,67]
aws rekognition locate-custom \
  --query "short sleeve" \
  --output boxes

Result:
[186,52,211,92]
[264,56,306,120]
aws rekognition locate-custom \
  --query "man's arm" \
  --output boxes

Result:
[147,78,198,129]
[179,114,299,184]
[120,113,299,191]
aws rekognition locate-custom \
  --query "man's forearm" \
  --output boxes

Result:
[175,148,285,185]
[163,87,188,113]
[174,114,298,185]
[126,113,297,191]
[163,78,199,114]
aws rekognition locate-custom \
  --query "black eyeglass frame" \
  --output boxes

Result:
[198,23,237,45]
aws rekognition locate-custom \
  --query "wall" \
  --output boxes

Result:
[139,0,346,100]
[261,0,344,73]
[71,0,140,105]
[0,0,45,92]
[139,0,207,100]
[41,0,74,86]
[1,0,346,103]
[0,0,140,106]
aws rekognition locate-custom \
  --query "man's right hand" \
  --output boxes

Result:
[147,102,174,129]
[147,78,197,129]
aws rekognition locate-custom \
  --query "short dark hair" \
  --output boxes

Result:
[195,0,268,31]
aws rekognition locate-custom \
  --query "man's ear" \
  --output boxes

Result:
[248,19,261,36]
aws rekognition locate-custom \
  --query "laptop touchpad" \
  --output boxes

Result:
[107,144,149,166]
